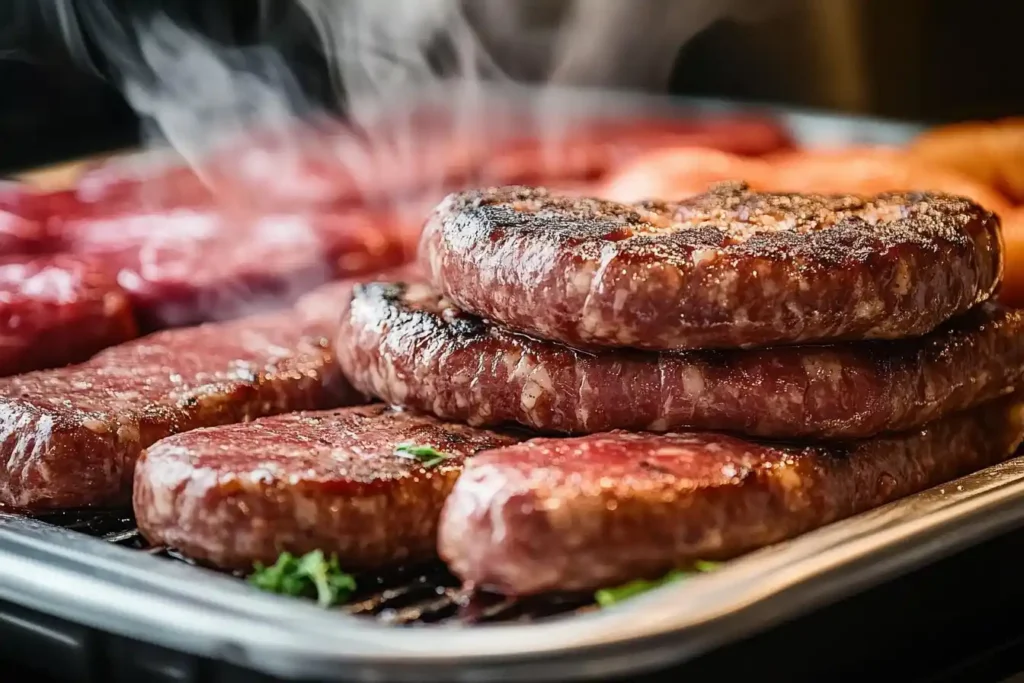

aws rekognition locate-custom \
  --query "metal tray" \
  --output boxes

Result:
[6,457,1024,682]
[4,90,1014,683]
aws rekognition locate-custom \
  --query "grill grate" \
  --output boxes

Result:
[28,509,595,626]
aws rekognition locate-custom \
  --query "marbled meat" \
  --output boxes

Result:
[421,183,1002,350]
[438,394,1024,594]
[337,282,1024,439]
[134,404,521,569]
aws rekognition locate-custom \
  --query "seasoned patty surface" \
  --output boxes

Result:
[0,308,356,511]
[337,282,1024,439]
[420,183,1002,350]
[438,394,1024,595]
[134,404,522,570]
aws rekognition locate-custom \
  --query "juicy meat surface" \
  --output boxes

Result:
[0,184,48,255]
[0,256,137,377]
[438,394,1024,595]
[134,404,522,570]
[58,207,412,330]
[337,282,1024,439]
[0,308,357,511]
[0,210,47,256]
[421,183,1003,350]
[0,182,79,231]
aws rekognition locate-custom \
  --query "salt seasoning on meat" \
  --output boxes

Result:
[420,184,1002,350]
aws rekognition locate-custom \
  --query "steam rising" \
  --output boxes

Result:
[40,0,776,176]
[128,18,306,172]
[21,0,780,323]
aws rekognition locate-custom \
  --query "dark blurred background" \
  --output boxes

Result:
[1,0,1023,172]
[672,0,1024,123]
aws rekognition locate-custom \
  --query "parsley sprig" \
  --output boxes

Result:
[394,442,452,468]
[594,560,721,607]
[249,550,357,607]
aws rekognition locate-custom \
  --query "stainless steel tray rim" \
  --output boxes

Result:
[4,454,1024,681]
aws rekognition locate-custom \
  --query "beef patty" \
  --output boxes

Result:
[438,394,1024,595]
[59,207,410,331]
[0,254,138,378]
[420,183,1002,350]
[337,281,1024,440]
[134,404,522,570]
[0,255,137,377]
[0,303,357,511]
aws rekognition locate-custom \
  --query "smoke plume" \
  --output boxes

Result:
[37,0,776,171]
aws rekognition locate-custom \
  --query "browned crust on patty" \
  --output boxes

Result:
[438,394,1024,594]
[420,183,1003,350]
[337,282,1024,440]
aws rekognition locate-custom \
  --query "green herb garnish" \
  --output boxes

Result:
[394,442,451,468]
[249,550,357,607]
[692,560,721,573]
[594,561,721,607]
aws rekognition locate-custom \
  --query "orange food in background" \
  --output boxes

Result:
[599,147,769,202]
[766,148,1014,217]
[910,118,1024,205]
[601,145,1013,213]
[999,208,1024,309]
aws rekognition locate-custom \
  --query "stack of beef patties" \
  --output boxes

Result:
[133,182,1024,598]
